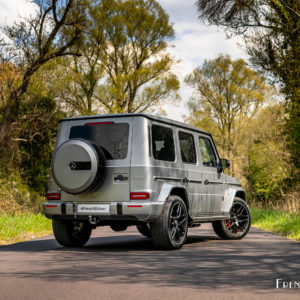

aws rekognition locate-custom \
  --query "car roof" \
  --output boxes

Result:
[60,113,210,136]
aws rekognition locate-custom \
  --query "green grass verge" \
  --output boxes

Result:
[251,208,300,241]
[0,214,52,245]
[1,209,299,245]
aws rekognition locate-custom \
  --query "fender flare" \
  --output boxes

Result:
[157,183,188,203]
[223,187,247,213]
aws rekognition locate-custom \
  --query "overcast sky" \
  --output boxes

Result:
[0,0,246,121]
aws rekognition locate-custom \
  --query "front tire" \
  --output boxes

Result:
[212,197,251,239]
[151,196,188,250]
[52,219,92,247]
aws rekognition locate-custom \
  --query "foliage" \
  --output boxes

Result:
[0,1,87,203]
[196,0,300,173]
[0,214,52,245]
[52,0,179,115]
[0,168,44,215]
[185,54,270,176]
[0,0,87,140]
[18,94,64,192]
[245,104,292,204]
[251,208,300,241]
[0,60,64,193]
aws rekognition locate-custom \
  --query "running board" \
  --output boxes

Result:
[190,214,229,224]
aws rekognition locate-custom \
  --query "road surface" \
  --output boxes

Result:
[0,224,299,300]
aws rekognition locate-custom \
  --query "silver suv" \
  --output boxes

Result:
[43,113,251,249]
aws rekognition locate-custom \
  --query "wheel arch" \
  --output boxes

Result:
[223,187,247,213]
[235,190,247,202]
[170,187,189,211]
[157,183,191,218]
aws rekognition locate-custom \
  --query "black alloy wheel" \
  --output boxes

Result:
[169,201,188,245]
[224,200,251,237]
[151,196,188,249]
[212,197,251,240]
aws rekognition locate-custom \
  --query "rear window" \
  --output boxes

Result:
[179,132,197,164]
[152,125,175,162]
[69,123,129,160]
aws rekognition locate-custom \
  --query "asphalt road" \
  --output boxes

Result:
[0,224,299,300]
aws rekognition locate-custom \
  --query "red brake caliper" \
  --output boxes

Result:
[226,220,231,227]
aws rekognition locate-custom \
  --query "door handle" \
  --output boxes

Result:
[182,177,190,184]
[204,179,209,185]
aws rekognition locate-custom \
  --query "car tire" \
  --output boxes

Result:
[212,197,251,240]
[52,219,92,247]
[151,195,188,250]
[136,224,152,238]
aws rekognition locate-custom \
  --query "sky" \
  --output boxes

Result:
[0,0,247,121]
[158,0,246,121]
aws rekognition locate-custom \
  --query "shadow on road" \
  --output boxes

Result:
[0,228,299,291]
[0,234,216,252]
[0,238,59,252]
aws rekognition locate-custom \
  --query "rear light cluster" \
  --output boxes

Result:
[46,193,60,200]
[130,192,149,200]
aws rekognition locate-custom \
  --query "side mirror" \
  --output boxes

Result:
[217,159,230,173]
[220,158,230,170]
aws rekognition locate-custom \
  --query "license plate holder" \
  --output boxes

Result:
[77,204,110,214]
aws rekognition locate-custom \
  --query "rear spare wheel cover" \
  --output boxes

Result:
[51,139,102,194]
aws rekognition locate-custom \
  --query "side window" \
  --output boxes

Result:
[199,137,217,167]
[152,125,175,162]
[179,132,197,164]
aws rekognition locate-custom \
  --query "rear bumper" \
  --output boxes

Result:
[43,201,164,222]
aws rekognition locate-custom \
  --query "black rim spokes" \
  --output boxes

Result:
[170,203,187,243]
[225,203,250,236]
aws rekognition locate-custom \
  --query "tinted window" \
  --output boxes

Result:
[152,125,175,162]
[199,137,217,167]
[179,132,196,164]
[69,123,129,160]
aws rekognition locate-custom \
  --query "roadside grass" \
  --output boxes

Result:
[251,208,300,241]
[1,209,299,245]
[0,214,52,245]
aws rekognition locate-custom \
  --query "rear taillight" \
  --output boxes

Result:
[130,192,149,200]
[46,193,60,200]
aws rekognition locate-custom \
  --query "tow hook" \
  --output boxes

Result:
[88,215,98,225]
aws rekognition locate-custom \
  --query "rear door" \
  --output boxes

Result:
[198,135,225,214]
[61,117,133,203]
[177,130,203,217]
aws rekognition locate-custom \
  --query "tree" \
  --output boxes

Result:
[0,59,64,193]
[45,0,106,116]
[185,55,270,176]
[245,103,292,207]
[196,0,300,170]
[53,0,179,115]
[0,0,87,139]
